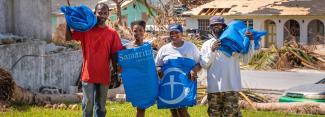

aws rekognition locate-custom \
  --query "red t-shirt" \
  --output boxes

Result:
[72,26,123,85]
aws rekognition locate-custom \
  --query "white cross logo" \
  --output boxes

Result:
[159,68,189,104]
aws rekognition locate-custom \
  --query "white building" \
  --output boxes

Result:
[182,0,325,47]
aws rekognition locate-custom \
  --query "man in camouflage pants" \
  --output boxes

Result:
[200,16,254,117]
[207,92,241,117]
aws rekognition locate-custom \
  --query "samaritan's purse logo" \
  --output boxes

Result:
[159,68,190,104]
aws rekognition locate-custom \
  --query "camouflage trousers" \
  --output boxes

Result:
[207,91,242,117]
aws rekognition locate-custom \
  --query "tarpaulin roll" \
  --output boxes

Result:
[61,5,97,32]
[219,20,267,57]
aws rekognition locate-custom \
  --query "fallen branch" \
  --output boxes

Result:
[301,61,318,69]
[239,92,257,111]
[288,48,316,68]
[316,57,325,63]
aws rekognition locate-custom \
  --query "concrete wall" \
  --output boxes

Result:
[0,40,82,92]
[43,51,82,93]
[0,0,51,40]
[0,0,13,33]
[0,41,45,91]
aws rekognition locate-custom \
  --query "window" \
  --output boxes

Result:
[284,20,300,42]
[235,19,253,28]
[264,20,277,47]
[308,20,324,44]
[198,19,210,31]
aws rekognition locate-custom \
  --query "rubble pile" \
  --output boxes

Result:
[248,41,325,70]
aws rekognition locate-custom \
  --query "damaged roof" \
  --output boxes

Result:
[182,0,325,16]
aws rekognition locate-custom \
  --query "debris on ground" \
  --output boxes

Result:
[43,103,80,110]
[0,102,10,112]
[196,87,269,105]
[241,90,269,103]
[247,41,325,70]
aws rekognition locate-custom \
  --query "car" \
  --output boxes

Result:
[279,78,325,102]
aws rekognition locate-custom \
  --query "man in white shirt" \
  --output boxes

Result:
[200,16,253,117]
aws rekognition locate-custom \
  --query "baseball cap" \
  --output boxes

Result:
[168,23,183,33]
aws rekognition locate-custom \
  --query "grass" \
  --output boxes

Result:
[1,101,325,117]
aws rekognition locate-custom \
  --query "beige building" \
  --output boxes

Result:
[182,0,325,47]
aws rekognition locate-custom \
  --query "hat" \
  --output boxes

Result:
[209,16,226,27]
[168,24,183,33]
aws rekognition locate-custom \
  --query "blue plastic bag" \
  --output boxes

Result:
[118,43,159,109]
[157,57,197,109]
[219,20,267,57]
[60,5,97,32]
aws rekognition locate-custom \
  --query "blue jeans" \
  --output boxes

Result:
[82,82,109,117]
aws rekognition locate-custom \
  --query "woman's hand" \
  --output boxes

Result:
[157,67,164,79]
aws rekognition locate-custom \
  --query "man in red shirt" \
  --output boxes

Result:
[65,3,123,117]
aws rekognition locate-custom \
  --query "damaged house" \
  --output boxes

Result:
[182,0,325,47]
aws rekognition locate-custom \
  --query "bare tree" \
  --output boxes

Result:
[112,0,126,25]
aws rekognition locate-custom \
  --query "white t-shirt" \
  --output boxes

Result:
[155,41,201,66]
[200,38,254,93]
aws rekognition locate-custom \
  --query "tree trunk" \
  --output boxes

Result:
[116,2,122,25]
[11,86,81,105]
[240,101,325,115]
[0,68,81,106]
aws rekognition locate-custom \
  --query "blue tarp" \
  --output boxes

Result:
[60,5,97,32]
[118,43,159,109]
[219,20,267,57]
[157,57,197,109]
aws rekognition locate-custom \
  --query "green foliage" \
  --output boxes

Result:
[248,48,278,70]
[248,44,321,70]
